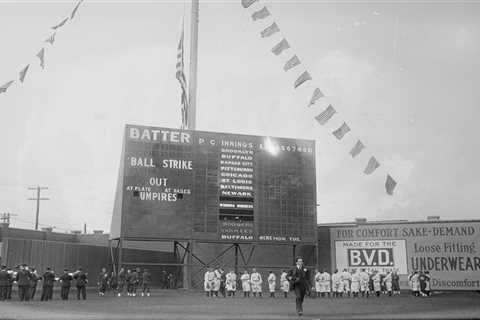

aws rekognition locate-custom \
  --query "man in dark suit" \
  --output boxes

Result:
[16,264,32,301]
[73,267,88,300]
[288,257,311,316]
[30,267,39,300]
[41,267,56,301]
[59,269,73,300]
[0,265,10,301]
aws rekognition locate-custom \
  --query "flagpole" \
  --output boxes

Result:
[188,0,199,130]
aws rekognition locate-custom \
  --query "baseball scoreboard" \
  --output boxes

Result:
[111,124,317,244]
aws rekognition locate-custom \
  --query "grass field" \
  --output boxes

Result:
[1,289,479,320]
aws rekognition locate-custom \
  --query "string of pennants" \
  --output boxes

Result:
[0,0,84,95]
[241,0,397,195]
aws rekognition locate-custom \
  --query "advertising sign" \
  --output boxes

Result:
[330,221,480,290]
[335,239,408,274]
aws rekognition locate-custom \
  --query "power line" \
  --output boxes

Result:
[9,216,70,233]
[1,212,18,226]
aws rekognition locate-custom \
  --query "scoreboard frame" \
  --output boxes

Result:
[110,124,318,246]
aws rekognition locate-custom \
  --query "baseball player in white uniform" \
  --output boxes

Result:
[250,268,263,298]
[280,270,289,298]
[320,270,331,298]
[240,270,251,298]
[267,271,276,298]
[225,270,237,297]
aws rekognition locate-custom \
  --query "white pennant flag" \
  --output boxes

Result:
[19,65,30,83]
[0,80,15,94]
[308,88,324,107]
[45,32,56,45]
[37,48,45,69]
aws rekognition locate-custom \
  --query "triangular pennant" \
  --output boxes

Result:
[45,32,56,45]
[71,0,84,19]
[314,104,336,125]
[385,174,397,195]
[252,6,270,20]
[271,38,290,56]
[364,156,380,175]
[284,55,301,71]
[52,17,68,30]
[332,122,351,140]
[36,48,45,69]
[19,65,30,83]
[260,22,280,38]
[308,88,324,106]
[349,140,365,157]
[0,80,15,94]
[241,0,258,8]
[294,71,312,88]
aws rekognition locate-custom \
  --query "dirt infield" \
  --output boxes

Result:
[0,290,479,320]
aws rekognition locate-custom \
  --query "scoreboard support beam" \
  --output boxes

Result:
[234,244,239,275]
[118,238,123,275]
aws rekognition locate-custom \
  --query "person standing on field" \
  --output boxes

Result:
[59,269,73,300]
[73,267,88,300]
[225,270,237,297]
[331,269,341,298]
[40,267,55,301]
[320,270,331,298]
[280,270,289,298]
[250,268,263,298]
[240,270,251,298]
[267,271,276,298]
[314,269,322,298]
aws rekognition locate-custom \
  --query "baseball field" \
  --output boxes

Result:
[1,290,479,320]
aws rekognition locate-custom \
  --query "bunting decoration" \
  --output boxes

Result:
[52,17,69,30]
[36,48,45,69]
[19,65,30,83]
[0,0,84,97]
[271,39,290,56]
[176,28,189,130]
[349,140,365,158]
[45,33,56,45]
[252,6,270,20]
[308,88,324,106]
[260,22,280,37]
[240,0,399,194]
[314,104,336,125]
[385,174,397,195]
[0,81,15,94]
[241,0,259,8]
[332,122,351,140]
[284,55,301,71]
[71,0,84,19]
[364,156,380,175]
[294,71,312,88]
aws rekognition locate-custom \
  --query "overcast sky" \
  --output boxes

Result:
[0,0,479,233]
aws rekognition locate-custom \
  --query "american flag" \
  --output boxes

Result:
[176,28,188,130]
[364,156,380,175]
[332,122,351,140]
[314,104,336,125]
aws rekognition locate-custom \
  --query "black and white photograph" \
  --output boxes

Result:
[0,0,479,319]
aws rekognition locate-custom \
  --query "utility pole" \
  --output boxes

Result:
[187,0,199,130]
[28,186,50,230]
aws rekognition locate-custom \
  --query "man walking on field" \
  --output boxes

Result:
[287,257,311,316]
